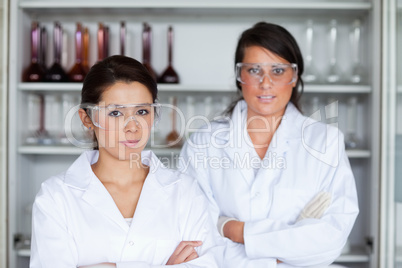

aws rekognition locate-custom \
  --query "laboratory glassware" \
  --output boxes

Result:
[82,27,90,73]
[68,23,87,82]
[345,96,360,149]
[39,26,47,72]
[159,26,180,83]
[142,23,157,81]
[303,20,318,83]
[166,96,181,147]
[120,21,126,56]
[350,19,365,84]
[22,22,45,82]
[45,22,69,82]
[326,20,341,83]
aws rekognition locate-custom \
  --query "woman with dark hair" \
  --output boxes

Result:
[180,22,358,267]
[30,55,223,268]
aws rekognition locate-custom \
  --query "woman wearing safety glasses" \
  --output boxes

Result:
[180,22,358,267]
[30,55,224,268]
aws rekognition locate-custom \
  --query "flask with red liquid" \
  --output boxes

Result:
[22,22,45,82]
[68,23,87,82]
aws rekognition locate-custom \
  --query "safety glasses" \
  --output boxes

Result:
[236,62,298,86]
[83,103,161,131]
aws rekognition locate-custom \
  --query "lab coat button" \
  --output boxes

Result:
[129,241,134,246]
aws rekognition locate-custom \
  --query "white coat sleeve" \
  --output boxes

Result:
[243,139,359,267]
[30,181,79,268]
[117,177,225,268]
[223,239,277,268]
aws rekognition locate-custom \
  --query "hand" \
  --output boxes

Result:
[223,220,244,244]
[297,191,332,221]
[166,241,203,265]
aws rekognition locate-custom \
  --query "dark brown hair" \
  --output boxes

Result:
[81,55,158,149]
[81,55,157,105]
[226,22,304,115]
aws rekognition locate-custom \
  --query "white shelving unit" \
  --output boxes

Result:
[7,1,381,267]
[0,0,8,267]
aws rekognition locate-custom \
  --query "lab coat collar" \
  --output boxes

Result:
[64,150,177,189]
[223,100,304,142]
[214,101,304,184]
[64,150,99,190]
[63,150,175,233]
[215,100,304,149]
[211,100,304,142]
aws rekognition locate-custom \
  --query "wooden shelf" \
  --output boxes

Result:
[18,83,371,94]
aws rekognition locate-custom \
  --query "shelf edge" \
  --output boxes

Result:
[19,1,372,10]
[18,83,371,93]
[304,84,371,93]
[18,146,370,158]
[346,150,371,158]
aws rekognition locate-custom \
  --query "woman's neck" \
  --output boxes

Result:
[92,150,149,186]
[246,110,285,137]
[246,109,286,159]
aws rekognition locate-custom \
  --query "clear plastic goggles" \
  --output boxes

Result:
[83,103,161,131]
[236,62,298,86]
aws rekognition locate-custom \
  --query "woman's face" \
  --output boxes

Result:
[240,45,296,119]
[94,81,154,161]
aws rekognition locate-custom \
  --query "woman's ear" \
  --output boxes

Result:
[78,108,94,130]
[292,77,298,88]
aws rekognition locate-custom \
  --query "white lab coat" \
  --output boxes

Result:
[179,100,359,267]
[30,150,224,268]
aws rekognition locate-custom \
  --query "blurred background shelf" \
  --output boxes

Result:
[18,145,370,158]
[18,83,371,93]
[19,1,372,12]
[335,245,370,263]
[16,244,371,261]
[18,146,182,156]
